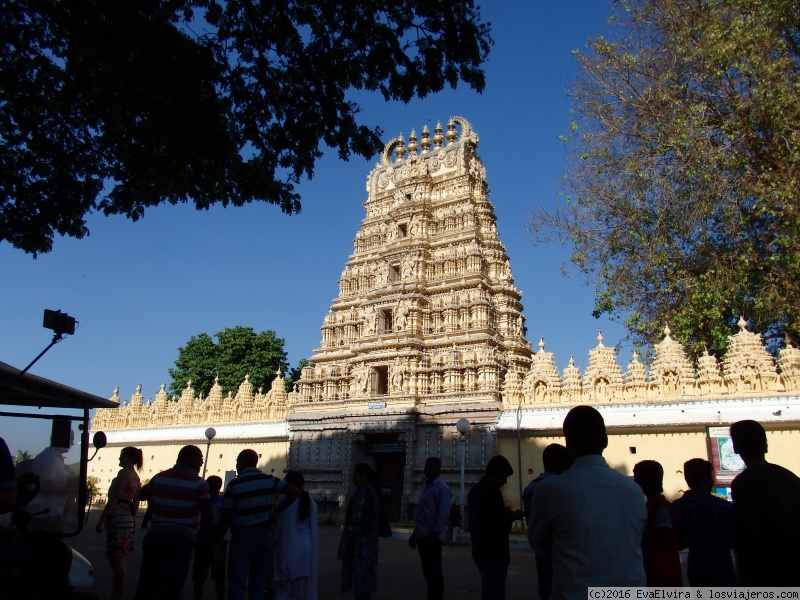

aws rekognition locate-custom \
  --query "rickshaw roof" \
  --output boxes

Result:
[0,361,117,410]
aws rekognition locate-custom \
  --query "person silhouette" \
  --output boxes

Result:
[729,419,800,586]
[523,443,572,600]
[672,458,735,586]
[468,455,524,600]
[633,460,681,586]
[529,406,646,600]
[408,457,451,600]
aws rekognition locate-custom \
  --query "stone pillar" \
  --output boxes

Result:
[402,425,415,522]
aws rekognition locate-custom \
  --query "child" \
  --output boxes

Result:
[192,475,226,600]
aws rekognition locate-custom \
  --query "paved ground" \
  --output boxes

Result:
[72,511,539,599]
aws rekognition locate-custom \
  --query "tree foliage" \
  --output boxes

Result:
[168,326,289,398]
[14,449,35,465]
[532,0,800,358]
[1,0,492,255]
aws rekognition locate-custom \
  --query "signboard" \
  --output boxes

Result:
[368,401,386,409]
[707,426,745,485]
[366,442,405,454]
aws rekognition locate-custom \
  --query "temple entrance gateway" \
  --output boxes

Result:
[368,441,405,521]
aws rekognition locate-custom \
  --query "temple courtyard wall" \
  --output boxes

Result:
[90,118,800,519]
[90,390,800,519]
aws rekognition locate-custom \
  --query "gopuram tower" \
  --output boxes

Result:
[290,117,531,519]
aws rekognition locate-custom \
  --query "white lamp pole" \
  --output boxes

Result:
[202,427,217,478]
[456,418,471,528]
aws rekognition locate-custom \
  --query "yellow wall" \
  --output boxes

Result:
[764,429,800,475]
[500,427,800,507]
[89,440,289,496]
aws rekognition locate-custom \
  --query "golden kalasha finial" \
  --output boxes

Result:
[446,119,457,144]
[597,330,604,346]
[433,122,443,148]
[738,316,748,330]
[394,134,406,158]
[420,125,431,153]
[407,129,418,154]
[538,337,545,352]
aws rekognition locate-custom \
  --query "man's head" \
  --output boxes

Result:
[730,420,768,464]
[633,460,664,498]
[542,443,572,475]
[236,449,259,473]
[177,445,204,473]
[683,458,714,491]
[563,406,608,458]
[207,475,223,496]
[424,457,442,482]
[285,470,304,489]
[485,455,514,487]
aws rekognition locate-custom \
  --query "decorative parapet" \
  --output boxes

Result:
[583,332,625,403]
[723,317,782,392]
[779,342,800,389]
[521,339,562,405]
[92,371,298,431]
[507,319,800,409]
[650,325,696,397]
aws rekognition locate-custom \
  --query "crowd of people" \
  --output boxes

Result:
[406,407,800,600]
[522,408,800,600]
[4,405,799,600]
[89,445,388,600]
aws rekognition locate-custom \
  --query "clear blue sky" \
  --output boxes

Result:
[1,2,635,454]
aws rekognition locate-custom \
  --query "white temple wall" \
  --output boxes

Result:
[89,437,289,496]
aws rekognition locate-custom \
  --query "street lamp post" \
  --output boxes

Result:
[455,418,471,531]
[202,427,216,478]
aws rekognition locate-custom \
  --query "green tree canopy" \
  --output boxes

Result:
[168,326,289,398]
[14,449,35,465]
[531,0,800,358]
[1,0,492,255]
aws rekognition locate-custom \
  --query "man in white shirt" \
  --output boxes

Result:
[409,457,452,600]
[28,424,74,531]
[529,406,647,600]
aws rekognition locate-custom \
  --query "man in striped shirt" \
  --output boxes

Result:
[217,448,299,600]
[134,445,211,600]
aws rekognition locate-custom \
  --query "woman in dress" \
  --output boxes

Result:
[95,446,143,600]
[274,470,319,600]
[338,463,379,600]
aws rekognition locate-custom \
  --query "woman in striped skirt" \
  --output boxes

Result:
[96,446,143,600]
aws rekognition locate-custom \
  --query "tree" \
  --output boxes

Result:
[168,326,289,398]
[531,0,800,358]
[14,449,35,465]
[86,475,100,506]
[1,1,492,256]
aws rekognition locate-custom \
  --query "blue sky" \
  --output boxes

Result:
[1,2,636,453]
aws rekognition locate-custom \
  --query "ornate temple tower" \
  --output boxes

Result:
[290,117,531,519]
